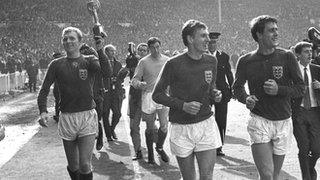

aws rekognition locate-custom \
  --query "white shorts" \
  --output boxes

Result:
[58,109,98,141]
[141,92,165,114]
[170,116,222,158]
[247,113,293,155]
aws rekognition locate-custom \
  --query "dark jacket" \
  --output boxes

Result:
[291,63,320,118]
[215,51,234,103]
[104,58,128,96]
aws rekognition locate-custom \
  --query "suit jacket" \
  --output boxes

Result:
[291,63,320,118]
[104,58,128,95]
[215,51,234,103]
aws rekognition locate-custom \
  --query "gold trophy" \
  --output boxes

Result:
[87,0,106,37]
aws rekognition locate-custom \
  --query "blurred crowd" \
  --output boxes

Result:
[0,0,320,73]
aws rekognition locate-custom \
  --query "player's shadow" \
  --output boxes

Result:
[93,140,181,180]
[92,151,136,180]
[216,155,298,180]
[134,154,181,180]
[106,140,132,156]
[225,135,250,146]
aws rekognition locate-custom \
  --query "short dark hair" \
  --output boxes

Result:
[147,37,161,47]
[294,41,313,54]
[182,19,208,46]
[250,15,277,42]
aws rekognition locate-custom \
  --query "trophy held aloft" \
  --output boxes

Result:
[87,0,106,38]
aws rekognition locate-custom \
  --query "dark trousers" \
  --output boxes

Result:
[214,102,228,145]
[128,92,142,152]
[95,97,103,142]
[28,80,37,92]
[102,91,123,138]
[293,107,320,180]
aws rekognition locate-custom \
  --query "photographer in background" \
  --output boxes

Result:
[307,27,320,65]
[126,42,149,160]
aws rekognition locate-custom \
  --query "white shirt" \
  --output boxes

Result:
[299,63,317,107]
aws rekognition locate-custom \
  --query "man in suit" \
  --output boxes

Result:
[102,44,128,141]
[292,41,320,180]
[208,32,234,156]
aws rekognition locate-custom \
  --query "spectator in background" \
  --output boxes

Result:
[208,32,234,157]
[26,58,39,92]
[126,42,149,160]
[163,49,171,57]
[16,59,22,73]
[233,15,304,180]
[0,57,6,74]
[6,55,16,74]
[152,19,222,179]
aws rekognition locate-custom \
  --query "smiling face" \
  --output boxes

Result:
[257,22,279,48]
[189,28,210,53]
[62,31,81,55]
[298,46,313,66]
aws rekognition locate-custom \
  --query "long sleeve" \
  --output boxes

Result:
[97,49,112,78]
[277,52,304,98]
[152,61,184,110]
[233,56,248,104]
[37,61,56,114]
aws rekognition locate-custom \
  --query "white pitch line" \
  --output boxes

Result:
[0,122,40,168]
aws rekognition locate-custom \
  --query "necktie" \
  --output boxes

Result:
[303,67,311,109]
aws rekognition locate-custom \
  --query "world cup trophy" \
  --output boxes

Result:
[87,0,106,37]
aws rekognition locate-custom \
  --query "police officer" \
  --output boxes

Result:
[208,32,234,156]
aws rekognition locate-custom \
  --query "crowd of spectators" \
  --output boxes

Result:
[0,0,320,71]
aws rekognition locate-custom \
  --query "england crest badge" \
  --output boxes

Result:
[79,69,88,80]
[204,70,213,84]
[272,66,283,79]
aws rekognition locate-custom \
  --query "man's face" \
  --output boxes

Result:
[106,47,116,59]
[208,39,217,53]
[190,28,210,53]
[149,42,161,57]
[137,46,148,58]
[62,31,81,54]
[258,22,279,48]
[298,46,312,65]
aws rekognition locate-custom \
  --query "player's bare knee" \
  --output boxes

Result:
[79,162,91,174]
[259,168,274,180]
